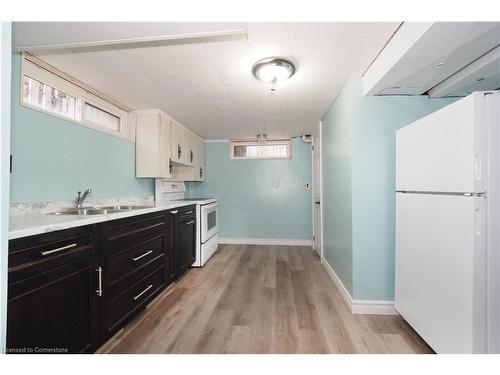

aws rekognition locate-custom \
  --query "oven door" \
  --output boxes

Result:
[201,202,218,243]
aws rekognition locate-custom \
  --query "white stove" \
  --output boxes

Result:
[155,181,219,267]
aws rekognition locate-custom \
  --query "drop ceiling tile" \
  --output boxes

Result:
[117,45,182,75]
[218,67,261,88]
[346,22,400,36]
[13,22,78,47]
[287,83,321,98]
[149,73,192,90]
[319,81,344,96]
[76,48,144,76]
[58,22,129,43]
[295,22,348,38]
[226,86,261,101]
[184,67,225,89]
[119,73,162,93]
[260,86,289,100]
[119,22,244,39]
[118,22,187,38]
[314,95,336,108]
[324,34,391,82]
[196,88,230,102]
[204,39,252,66]
[287,96,317,108]
[247,23,297,44]
[164,43,213,73]
[248,41,295,62]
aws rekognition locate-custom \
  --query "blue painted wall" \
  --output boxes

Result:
[186,138,312,240]
[322,77,457,301]
[321,81,355,295]
[9,53,154,203]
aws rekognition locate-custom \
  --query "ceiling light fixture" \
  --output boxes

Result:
[252,57,296,84]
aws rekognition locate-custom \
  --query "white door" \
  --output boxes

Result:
[312,125,322,256]
[395,192,486,353]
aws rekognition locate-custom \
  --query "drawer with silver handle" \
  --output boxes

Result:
[8,225,96,282]
[103,265,165,336]
[103,234,166,288]
[178,205,196,220]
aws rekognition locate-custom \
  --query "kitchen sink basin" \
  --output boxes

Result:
[99,205,154,210]
[47,205,154,216]
[48,208,122,216]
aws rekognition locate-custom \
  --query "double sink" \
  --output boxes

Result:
[48,205,154,216]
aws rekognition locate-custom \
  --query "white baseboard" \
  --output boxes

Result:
[321,256,398,316]
[219,237,312,246]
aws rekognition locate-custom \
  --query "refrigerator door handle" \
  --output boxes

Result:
[474,154,482,182]
[474,207,482,236]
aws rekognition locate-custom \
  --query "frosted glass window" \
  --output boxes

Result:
[22,75,80,121]
[83,102,121,133]
[230,141,291,160]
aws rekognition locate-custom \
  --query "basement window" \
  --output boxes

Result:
[229,140,291,160]
[20,53,130,140]
[22,76,80,121]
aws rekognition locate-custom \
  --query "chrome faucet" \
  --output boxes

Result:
[75,188,92,208]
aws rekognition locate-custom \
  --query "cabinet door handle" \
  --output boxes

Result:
[41,243,77,256]
[133,284,153,301]
[184,210,193,215]
[170,210,178,214]
[96,267,103,297]
[186,220,195,225]
[178,145,182,159]
[131,250,153,262]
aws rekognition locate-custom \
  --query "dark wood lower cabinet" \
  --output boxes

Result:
[175,215,196,275]
[7,255,100,354]
[168,205,196,278]
[7,206,195,353]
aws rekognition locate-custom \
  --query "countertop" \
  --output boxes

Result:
[9,199,215,240]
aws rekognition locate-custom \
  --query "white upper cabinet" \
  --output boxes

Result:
[195,138,205,181]
[186,131,197,166]
[171,120,190,165]
[134,109,205,181]
[135,110,172,178]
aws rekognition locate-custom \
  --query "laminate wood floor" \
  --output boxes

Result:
[98,244,432,354]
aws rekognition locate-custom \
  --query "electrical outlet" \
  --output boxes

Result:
[304,182,310,190]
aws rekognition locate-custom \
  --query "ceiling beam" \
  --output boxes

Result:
[13,28,247,52]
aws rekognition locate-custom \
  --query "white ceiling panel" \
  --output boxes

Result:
[25,22,400,139]
[295,22,348,38]
[13,23,78,48]
[324,34,392,82]
[346,22,401,36]
[59,22,129,42]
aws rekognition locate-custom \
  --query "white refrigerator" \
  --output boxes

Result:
[395,91,500,353]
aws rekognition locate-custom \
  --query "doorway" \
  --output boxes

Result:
[312,122,322,258]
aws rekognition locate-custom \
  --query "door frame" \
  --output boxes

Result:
[311,120,323,259]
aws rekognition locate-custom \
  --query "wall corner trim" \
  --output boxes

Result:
[219,237,312,246]
[320,256,398,316]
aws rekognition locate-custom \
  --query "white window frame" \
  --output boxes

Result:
[229,139,292,160]
[20,53,131,141]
